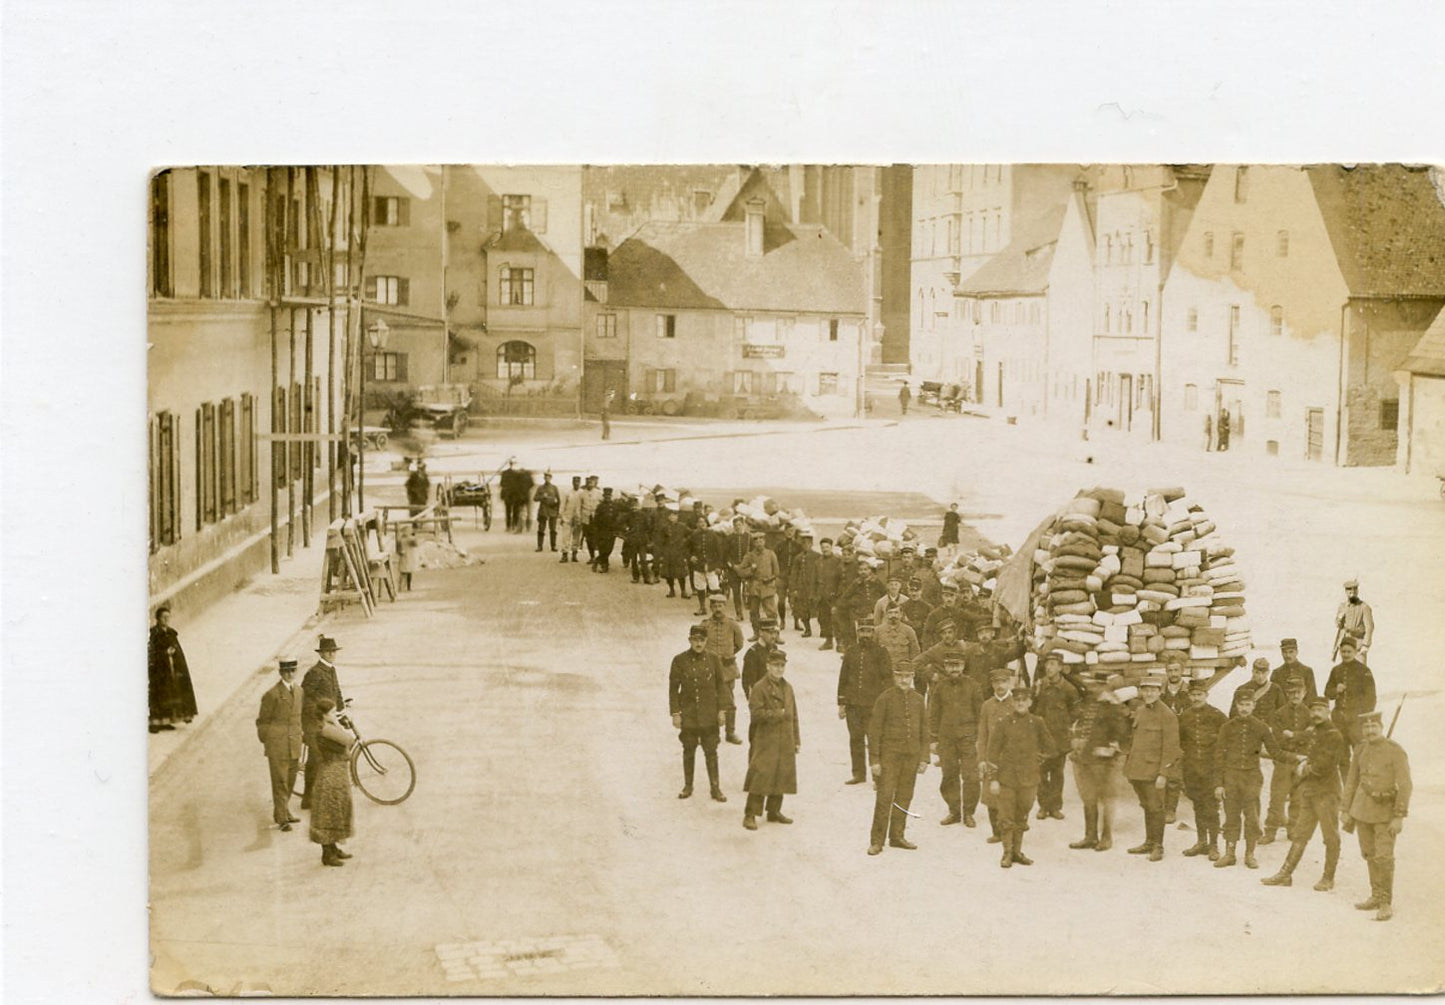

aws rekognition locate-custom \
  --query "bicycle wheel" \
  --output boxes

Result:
[292,744,309,797]
[350,738,416,805]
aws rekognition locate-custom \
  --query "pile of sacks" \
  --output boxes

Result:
[412,539,485,569]
[1032,486,1251,680]
[835,515,918,569]
[938,544,1014,593]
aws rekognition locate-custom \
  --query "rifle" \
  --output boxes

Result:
[1387,693,1407,739]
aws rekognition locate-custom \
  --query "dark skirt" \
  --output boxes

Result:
[308,752,354,845]
[148,626,198,724]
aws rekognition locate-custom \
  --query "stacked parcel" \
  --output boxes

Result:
[1030,487,1251,681]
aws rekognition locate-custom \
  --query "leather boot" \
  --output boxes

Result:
[1355,860,1383,910]
[679,750,695,798]
[1374,860,1394,920]
[1207,826,1221,861]
[1214,842,1238,868]
[1314,845,1339,891]
[1182,837,1211,857]
[1244,839,1259,869]
[1261,843,1304,886]
[1258,826,1278,846]
[1012,833,1033,866]
[322,844,343,867]
[1071,805,1099,849]
[705,750,726,802]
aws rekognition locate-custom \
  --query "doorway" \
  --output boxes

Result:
[1306,407,1324,461]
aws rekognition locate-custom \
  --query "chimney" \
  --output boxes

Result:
[744,198,765,258]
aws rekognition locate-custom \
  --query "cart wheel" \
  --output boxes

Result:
[641,401,656,416]
[742,408,757,421]
[373,431,388,450]
[661,398,681,417]
[624,399,639,415]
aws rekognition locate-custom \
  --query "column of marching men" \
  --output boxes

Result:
[538,474,1411,923]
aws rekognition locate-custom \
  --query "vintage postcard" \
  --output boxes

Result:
[144,162,1445,996]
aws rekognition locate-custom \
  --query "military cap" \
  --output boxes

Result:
[766,648,788,665]
[909,576,924,586]
[1343,578,1359,589]
[856,618,876,631]
[899,542,917,553]
[976,621,999,634]
[1250,657,1271,670]
[1339,637,1360,651]
[758,618,780,631]
[1103,674,1127,692]
[1280,638,1299,649]
[1161,650,1185,665]
[1357,710,1383,725]
[799,529,814,539]
[940,580,960,592]
[1284,674,1307,691]
[278,657,298,671]
[1138,672,1167,688]
[885,603,904,614]
[1234,685,1258,702]
[943,652,966,666]
[924,547,938,557]
[1306,696,1330,710]
[708,593,727,604]
[989,668,1013,683]
[892,662,915,676]
[886,573,903,583]
[688,624,709,639]
[1042,651,1064,665]
[1188,679,1211,694]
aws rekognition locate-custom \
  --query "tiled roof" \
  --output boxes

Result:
[956,206,1068,297]
[1401,305,1445,377]
[607,220,866,315]
[1308,165,1445,298]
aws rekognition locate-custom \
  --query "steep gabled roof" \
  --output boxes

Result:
[1401,305,1445,377]
[607,220,866,315]
[956,206,1067,297]
[1308,165,1445,298]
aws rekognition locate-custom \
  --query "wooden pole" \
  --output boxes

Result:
[285,166,298,558]
[267,167,281,574]
[302,166,320,547]
[340,165,356,518]
[325,165,340,523]
[356,166,373,514]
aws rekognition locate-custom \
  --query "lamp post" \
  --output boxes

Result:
[358,316,389,513]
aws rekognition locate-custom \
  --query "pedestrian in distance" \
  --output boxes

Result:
[898,382,911,416]
[300,636,346,809]
[1124,672,1182,862]
[669,624,731,803]
[1178,678,1228,860]
[939,502,961,549]
[929,652,983,827]
[1260,695,1349,891]
[600,388,613,441]
[742,648,800,830]
[1342,709,1411,921]
[837,618,891,785]
[395,524,418,592]
[405,458,430,518]
[533,470,562,553]
[148,603,198,733]
[985,688,1056,868]
[255,657,304,832]
[867,662,930,855]
[307,697,355,867]
[1212,688,1280,870]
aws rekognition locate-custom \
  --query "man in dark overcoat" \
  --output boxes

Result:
[256,657,304,831]
[742,648,800,830]
[669,624,732,802]
[300,636,345,808]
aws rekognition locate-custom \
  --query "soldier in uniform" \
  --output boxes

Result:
[702,594,746,746]
[742,648,800,830]
[928,653,983,827]
[741,619,783,710]
[839,558,885,655]
[1261,674,1311,845]
[814,537,843,650]
[658,507,692,598]
[737,532,782,637]
[1032,653,1080,821]
[986,689,1057,868]
[723,515,752,622]
[955,585,994,643]
[559,475,584,563]
[668,624,732,803]
[788,530,818,637]
[590,487,620,573]
[976,667,1016,845]
[1157,655,1191,823]
[837,618,891,784]
[1332,577,1375,663]
[1068,675,1130,852]
[1342,709,1411,921]
[1212,688,1280,870]
[914,619,968,692]
[1261,695,1348,891]
[1124,672,1183,861]
[965,622,1028,692]
[1232,657,1285,721]
[1325,637,1377,749]
[626,495,656,584]
[902,577,934,636]
[1178,678,1228,860]
[872,574,909,626]
[831,546,861,653]
[1273,637,1317,699]
[875,604,921,693]
[866,663,930,855]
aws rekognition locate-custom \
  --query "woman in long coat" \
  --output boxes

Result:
[308,698,356,866]
[742,650,801,829]
[148,605,198,732]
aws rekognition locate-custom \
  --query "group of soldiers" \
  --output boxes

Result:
[652,517,1412,922]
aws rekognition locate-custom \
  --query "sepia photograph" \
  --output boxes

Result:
[144,161,1445,995]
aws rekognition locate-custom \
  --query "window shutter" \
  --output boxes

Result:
[365,276,377,301]
[398,198,411,226]
[396,353,409,383]
[487,195,502,237]
[532,198,547,233]
[397,277,409,306]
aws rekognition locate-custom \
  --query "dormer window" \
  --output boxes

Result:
[745,198,765,258]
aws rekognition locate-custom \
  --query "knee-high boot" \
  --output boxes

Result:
[1261,842,1305,886]
[1315,843,1339,891]
[679,747,696,797]
[704,747,725,801]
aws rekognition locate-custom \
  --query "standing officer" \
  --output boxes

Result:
[985,688,1056,868]
[1325,637,1377,749]
[866,663,930,855]
[976,667,1016,845]
[702,594,745,746]
[788,530,818,637]
[928,653,983,827]
[723,515,752,623]
[1068,675,1130,852]
[1032,653,1079,821]
[902,577,934,636]
[1261,695,1348,891]
[657,507,691,597]
[668,624,731,803]
[1261,674,1311,845]
[741,619,783,711]
[300,636,345,809]
[738,532,781,637]
[1178,679,1228,860]
[591,487,620,573]
[1332,578,1375,663]
[875,604,921,693]
[1232,657,1285,721]
[1342,709,1411,921]
[532,471,562,553]
[1212,688,1280,870]
[1157,655,1191,824]
[831,544,860,653]
[625,494,656,584]
[1273,637,1317,699]
[814,537,843,650]
[560,475,584,563]
[1124,672,1182,861]
[837,618,891,784]
[256,657,304,831]
[922,581,965,650]
[742,649,800,830]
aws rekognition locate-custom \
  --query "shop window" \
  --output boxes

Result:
[497,341,536,382]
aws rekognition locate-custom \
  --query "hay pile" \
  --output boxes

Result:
[1031,486,1251,680]
[412,539,484,569]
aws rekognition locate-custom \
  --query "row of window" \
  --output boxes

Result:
[1102,229,1155,267]
[931,164,1005,195]
[149,395,258,550]
[1201,229,1289,266]
[1101,300,1152,335]
[364,265,537,308]
[592,314,849,342]
[150,170,255,300]
[915,209,1005,258]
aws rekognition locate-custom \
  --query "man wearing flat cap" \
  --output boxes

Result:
[1262,695,1348,891]
[741,619,783,719]
[742,648,800,830]
[257,657,304,831]
[867,662,930,854]
[1262,674,1312,845]
[1178,678,1227,859]
[1125,672,1183,861]
[1325,637,1376,751]
[1273,637,1317,700]
[301,637,346,808]
[669,624,732,802]
[788,531,818,637]
[1342,709,1411,920]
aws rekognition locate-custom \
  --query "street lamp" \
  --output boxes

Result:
[358,317,389,513]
